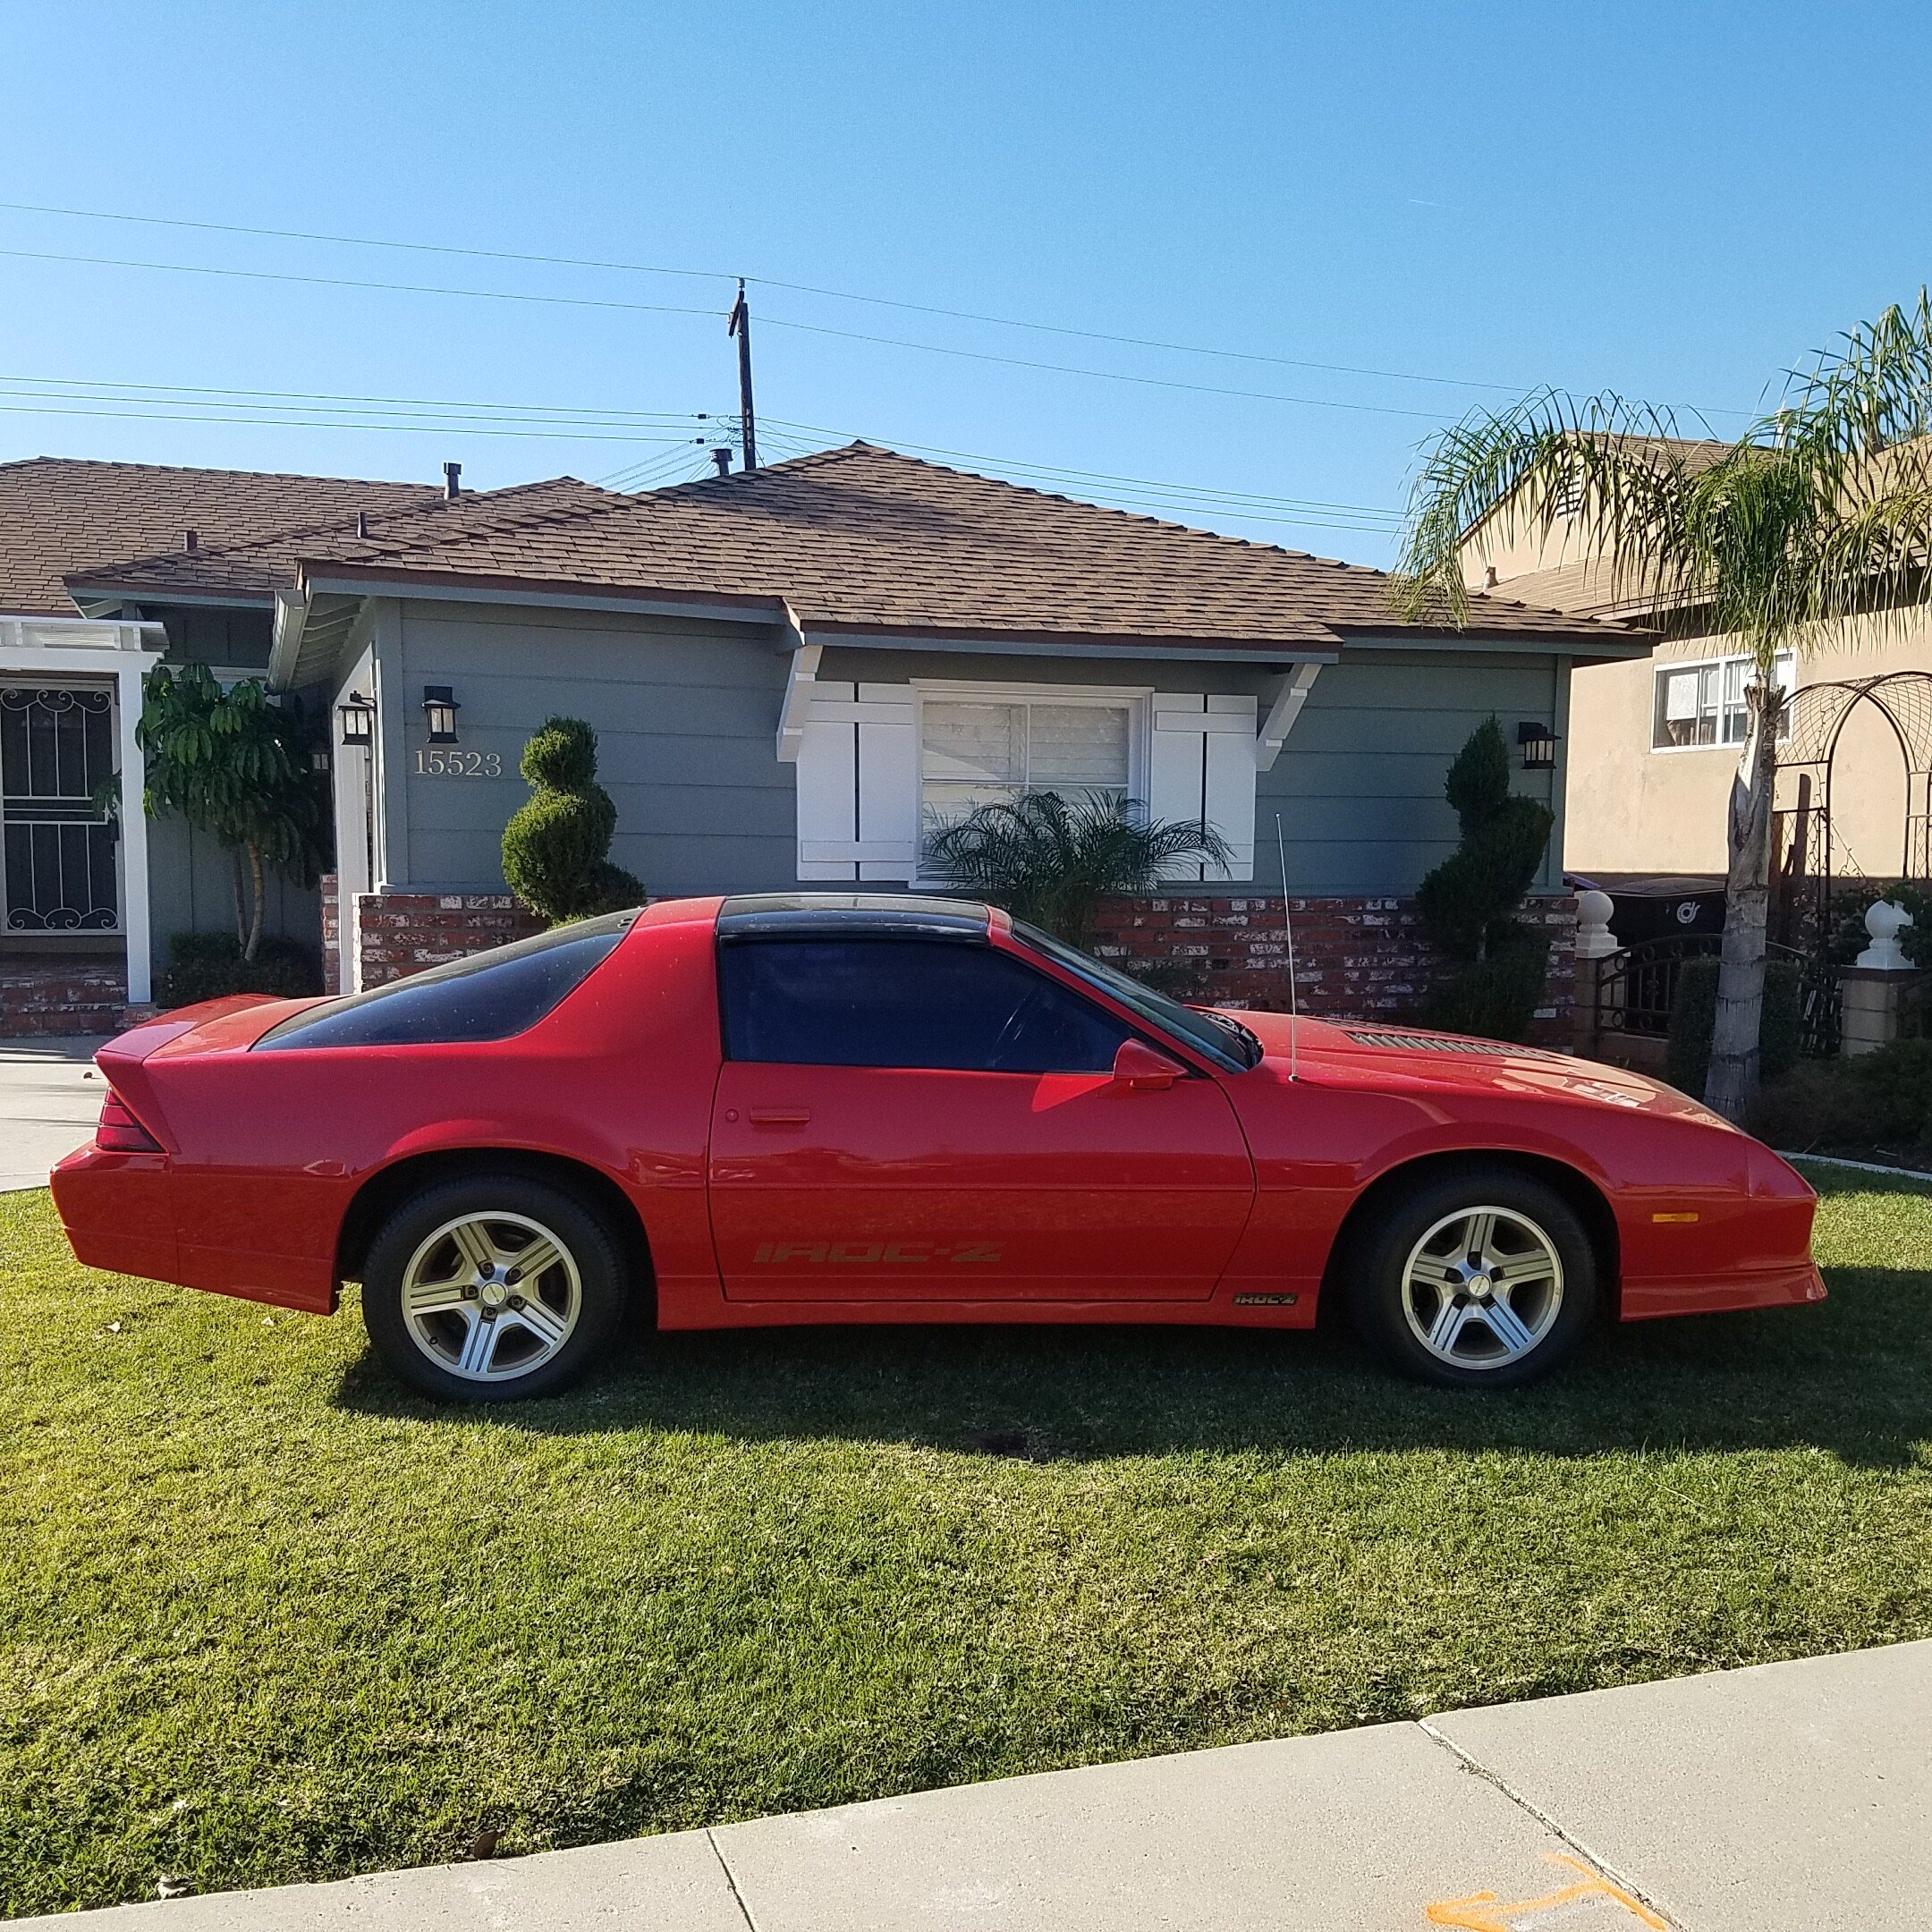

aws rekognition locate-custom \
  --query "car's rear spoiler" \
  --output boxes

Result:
[95,995,309,1152]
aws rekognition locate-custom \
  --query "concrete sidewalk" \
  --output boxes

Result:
[0,1036,105,1191]
[18,1640,1929,1931]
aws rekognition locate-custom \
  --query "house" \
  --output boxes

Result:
[2,444,1635,1033]
[1460,440,1932,893]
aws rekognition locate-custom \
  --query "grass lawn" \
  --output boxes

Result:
[4,1166,1931,1916]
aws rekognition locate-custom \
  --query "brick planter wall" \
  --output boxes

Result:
[320,874,340,995]
[352,892,546,990]
[0,958,151,1038]
[1090,894,1580,1046]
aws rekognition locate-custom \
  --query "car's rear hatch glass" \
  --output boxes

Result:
[255,911,632,1051]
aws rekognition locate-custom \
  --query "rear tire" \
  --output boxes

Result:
[1347,1166,1597,1388]
[360,1174,627,1402]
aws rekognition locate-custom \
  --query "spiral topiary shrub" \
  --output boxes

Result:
[500,716,643,924]
[1416,716,1555,1042]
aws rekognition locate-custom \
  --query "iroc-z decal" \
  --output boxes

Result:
[752,1241,1004,1266]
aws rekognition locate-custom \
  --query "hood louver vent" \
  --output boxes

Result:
[1344,1030,1545,1058]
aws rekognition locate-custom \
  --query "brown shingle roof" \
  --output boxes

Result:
[67,474,623,602]
[287,443,1622,650]
[0,457,446,614]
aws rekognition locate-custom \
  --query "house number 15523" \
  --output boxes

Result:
[415,750,503,777]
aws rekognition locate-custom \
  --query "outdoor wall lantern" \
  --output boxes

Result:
[336,694,376,748]
[1517,719,1558,770]
[421,685,461,743]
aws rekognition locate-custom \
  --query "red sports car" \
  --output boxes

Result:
[52,894,1823,1401]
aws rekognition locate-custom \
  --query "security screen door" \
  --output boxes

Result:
[0,685,119,933]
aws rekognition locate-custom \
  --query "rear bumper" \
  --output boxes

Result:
[51,1144,336,1314]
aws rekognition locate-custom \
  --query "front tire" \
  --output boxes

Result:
[1348,1166,1597,1388]
[360,1174,627,1402]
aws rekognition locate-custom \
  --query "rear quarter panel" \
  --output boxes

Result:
[123,902,724,1314]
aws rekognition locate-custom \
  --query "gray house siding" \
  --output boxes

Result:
[143,815,320,979]
[367,600,1567,902]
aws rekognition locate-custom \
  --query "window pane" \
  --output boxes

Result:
[720,937,1130,1072]
[1028,704,1131,791]
[1722,659,1750,743]
[1695,665,1718,744]
[1655,667,1702,748]
[922,702,1022,785]
[257,912,631,1049]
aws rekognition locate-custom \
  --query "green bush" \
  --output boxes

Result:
[501,717,643,925]
[1745,1037,1932,1156]
[1665,954,1801,1096]
[159,932,324,1008]
[1415,717,1555,1042]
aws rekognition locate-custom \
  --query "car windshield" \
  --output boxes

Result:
[1006,919,1259,1070]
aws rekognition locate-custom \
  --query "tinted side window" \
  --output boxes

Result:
[720,937,1129,1072]
[256,912,631,1050]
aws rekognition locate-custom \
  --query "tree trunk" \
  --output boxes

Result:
[231,851,248,951]
[1703,684,1783,1121]
[243,843,267,963]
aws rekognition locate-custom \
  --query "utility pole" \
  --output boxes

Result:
[727,277,758,471]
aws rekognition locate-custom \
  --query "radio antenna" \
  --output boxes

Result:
[1275,814,1300,1081]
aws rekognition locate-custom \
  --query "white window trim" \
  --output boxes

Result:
[1650,649,1795,754]
[909,679,1153,886]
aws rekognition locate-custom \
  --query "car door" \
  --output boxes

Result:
[707,934,1255,1302]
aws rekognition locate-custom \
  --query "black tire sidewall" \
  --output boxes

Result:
[360,1174,627,1402]
[1348,1166,1597,1388]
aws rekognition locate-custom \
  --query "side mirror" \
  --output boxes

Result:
[1111,1038,1185,1091]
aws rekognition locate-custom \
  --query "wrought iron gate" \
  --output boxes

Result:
[0,685,119,931]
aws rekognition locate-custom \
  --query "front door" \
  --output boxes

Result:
[707,934,1255,1301]
[0,685,119,935]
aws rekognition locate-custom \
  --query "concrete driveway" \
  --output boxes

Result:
[0,1036,106,1191]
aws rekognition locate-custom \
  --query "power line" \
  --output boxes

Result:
[0,196,1532,395]
[0,243,1456,423]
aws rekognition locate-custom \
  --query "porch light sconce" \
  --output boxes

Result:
[421,685,461,743]
[336,694,376,748]
[1517,720,1557,770]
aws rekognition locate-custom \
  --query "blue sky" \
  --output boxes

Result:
[3,1,1929,564]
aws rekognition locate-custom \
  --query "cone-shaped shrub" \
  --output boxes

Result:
[501,716,643,924]
[1416,716,1555,1041]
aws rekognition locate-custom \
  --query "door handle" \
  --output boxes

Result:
[749,1108,811,1126]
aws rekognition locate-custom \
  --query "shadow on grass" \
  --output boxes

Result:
[330,1257,1932,1471]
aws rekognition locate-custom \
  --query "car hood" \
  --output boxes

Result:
[1219,1009,1733,1127]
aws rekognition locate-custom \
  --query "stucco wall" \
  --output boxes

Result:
[363,601,1571,902]
[1566,612,1932,877]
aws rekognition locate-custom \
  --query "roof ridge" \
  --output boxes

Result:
[0,453,446,492]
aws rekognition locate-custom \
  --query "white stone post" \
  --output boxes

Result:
[1572,888,1620,1054]
[1840,900,1919,1057]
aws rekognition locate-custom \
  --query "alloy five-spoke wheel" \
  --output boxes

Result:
[1400,1205,1563,1371]
[1349,1166,1597,1387]
[400,1211,583,1384]
[360,1174,629,1402]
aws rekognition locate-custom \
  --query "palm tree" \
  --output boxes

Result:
[1392,296,1932,1118]
[923,791,1231,952]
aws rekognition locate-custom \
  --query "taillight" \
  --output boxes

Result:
[96,1089,162,1154]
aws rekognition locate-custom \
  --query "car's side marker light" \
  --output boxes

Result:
[1651,1211,1699,1224]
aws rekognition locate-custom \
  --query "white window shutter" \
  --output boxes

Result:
[1148,693,1209,880]
[1201,693,1258,881]
[795,680,859,880]
[855,682,918,882]
[793,682,918,883]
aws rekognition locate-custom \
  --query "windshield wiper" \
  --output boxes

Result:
[1198,1008,1263,1067]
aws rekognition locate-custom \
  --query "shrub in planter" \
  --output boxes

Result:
[1665,954,1801,1097]
[1415,717,1555,1042]
[160,931,325,1007]
[500,717,643,925]
[1745,1037,1932,1157]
